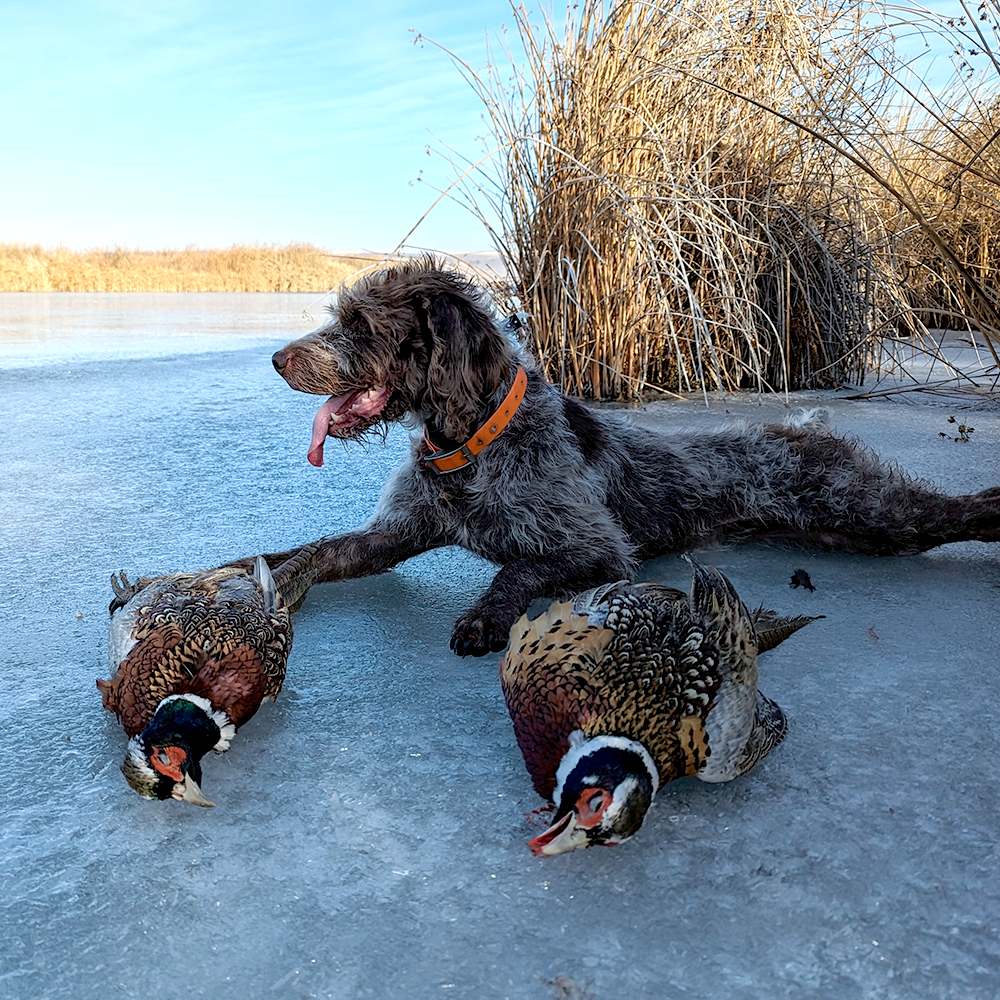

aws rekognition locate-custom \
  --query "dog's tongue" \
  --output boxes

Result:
[307,392,353,467]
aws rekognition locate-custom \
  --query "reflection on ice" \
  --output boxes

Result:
[0,291,329,367]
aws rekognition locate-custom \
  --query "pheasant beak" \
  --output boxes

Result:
[528,810,588,856]
[528,788,614,856]
[172,773,215,808]
[150,745,215,806]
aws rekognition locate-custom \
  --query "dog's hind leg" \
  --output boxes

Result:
[754,427,1000,555]
[877,484,1000,553]
[750,485,1000,554]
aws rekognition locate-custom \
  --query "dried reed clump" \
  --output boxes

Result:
[437,0,1000,398]
[0,243,361,293]
[873,88,1000,335]
[767,0,1000,376]
[442,0,897,397]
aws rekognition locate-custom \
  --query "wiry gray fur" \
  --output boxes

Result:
[266,257,1000,656]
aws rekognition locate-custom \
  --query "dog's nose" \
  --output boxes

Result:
[272,349,288,374]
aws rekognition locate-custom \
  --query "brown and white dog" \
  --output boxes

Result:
[265,257,1000,656]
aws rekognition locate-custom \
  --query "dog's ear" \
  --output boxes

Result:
[422,292,510,442]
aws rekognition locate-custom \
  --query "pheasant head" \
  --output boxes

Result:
[121,694,235,807]
[528,733,658,856]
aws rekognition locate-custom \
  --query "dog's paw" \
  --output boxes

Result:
[450,615,509,657]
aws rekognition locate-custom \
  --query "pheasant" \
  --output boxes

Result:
[98,548,316,807]
[499,559,820,855]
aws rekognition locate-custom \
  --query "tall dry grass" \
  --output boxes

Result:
[429,0,1000,398]
[0,243,364,293]
[891,103,1000,332]
[859,7,1000,352]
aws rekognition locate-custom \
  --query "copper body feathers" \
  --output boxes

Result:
[500,563,802,803]
[99,562,292,737]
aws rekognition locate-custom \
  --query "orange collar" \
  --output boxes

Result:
[421,366,527,475]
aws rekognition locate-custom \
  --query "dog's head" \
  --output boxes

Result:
[272,258,512,466]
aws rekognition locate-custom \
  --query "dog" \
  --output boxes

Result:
[267,257,1000,656]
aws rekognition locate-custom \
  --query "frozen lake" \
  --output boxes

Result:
[1,293,998,1000]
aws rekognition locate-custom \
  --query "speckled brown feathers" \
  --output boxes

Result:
[499,599,614,800]
[500,563,807,803]
[99,563,291,737]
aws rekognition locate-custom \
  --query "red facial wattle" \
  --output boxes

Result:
[149,745,187,782]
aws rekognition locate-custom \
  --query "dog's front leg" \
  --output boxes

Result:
[451,547,632,657]
[229,528,434,610]
[297,527,433,585]
[231,529,428,579]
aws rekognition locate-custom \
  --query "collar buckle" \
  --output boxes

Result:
[424,442,476,475]
[420,366,527,475]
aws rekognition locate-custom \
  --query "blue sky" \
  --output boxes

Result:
[0,1,519,253]
[0,1,980,255]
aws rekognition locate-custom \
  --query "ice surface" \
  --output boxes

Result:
[0,291,333,368]
[0,294,998,1000]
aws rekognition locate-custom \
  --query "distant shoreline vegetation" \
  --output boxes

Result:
[0,243,366,292]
